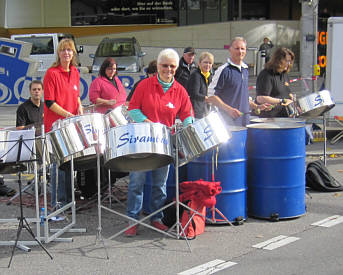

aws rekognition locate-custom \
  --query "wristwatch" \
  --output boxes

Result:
[279,98,286,104]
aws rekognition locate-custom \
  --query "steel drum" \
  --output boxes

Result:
[104,105,130,129]
[297,90,335,118]
[104,122,173,172]
[52,113,106,170]
[175,111,231,167]
[47,122,86,167]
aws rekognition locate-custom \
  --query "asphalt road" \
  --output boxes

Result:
[0,103,343,274]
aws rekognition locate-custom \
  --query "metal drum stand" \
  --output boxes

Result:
[40,126,86,244]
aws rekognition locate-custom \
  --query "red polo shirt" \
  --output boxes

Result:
[128,75,193,128]
[43,65,80,132]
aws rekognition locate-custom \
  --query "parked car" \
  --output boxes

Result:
[11,33,83,71]
[90,37,145,73]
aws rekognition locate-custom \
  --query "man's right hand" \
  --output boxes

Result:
[226,106,242,119]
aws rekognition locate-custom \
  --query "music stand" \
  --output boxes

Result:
[1,130,53,268]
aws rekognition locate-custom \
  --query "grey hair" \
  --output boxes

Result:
[157,48,179,68]
[230,36,247,47]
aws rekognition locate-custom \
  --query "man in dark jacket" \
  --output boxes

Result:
[175,47,197,89]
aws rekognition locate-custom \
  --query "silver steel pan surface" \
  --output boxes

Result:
[47,122,86,165]
[104,122,173,172]
[297,90,335,118]
[104,105,130,129]
[175,111,231,167]
[52,113,106,170]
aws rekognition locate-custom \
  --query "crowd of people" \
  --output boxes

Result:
[6,36,297,237]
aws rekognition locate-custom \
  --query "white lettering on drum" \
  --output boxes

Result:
[117,132,168,148]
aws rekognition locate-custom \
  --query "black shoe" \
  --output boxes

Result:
[0,185,16,196]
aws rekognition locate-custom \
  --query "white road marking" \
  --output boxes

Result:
[311,215,343,227]
[253,235,300,250]
[178,259,237,275]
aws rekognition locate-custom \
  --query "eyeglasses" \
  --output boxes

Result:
[160,64,177,69]
[201,61,213,65]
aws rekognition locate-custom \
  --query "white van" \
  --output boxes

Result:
[11,33,83,72]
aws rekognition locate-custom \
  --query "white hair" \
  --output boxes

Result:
[157,48,179,68]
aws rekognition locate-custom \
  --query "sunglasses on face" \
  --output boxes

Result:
[160,64,177,69]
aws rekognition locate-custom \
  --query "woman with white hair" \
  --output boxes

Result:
[125,48,194,237]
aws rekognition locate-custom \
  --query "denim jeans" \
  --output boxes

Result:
[50,163,72,208]
[127,165,169,221]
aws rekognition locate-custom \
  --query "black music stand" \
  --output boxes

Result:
[1,133,53,268]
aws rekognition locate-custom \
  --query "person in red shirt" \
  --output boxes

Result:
[125,48,194,237]
[89,57,127,114]
[43,38,83,209]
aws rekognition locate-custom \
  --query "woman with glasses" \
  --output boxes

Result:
[187,52,214,119]
[89,57,127,114]
[125,48,194,237]
[43,38,83,209]
[255,47,295,117]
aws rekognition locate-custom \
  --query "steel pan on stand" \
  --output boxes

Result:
[174,111,231,167]
[104,105,130,129]
[51,113,106,170]
[104,122,173,172]
[297,90,335,118]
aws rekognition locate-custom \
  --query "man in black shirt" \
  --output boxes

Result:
[16,80,44,133]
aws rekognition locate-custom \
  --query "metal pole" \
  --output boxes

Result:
[323,114,327,165]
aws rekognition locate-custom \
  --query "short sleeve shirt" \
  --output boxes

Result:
[43,65,80,132]
[256,69,291,99]
[16,99,44,130]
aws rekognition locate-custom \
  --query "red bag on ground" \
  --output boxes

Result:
[180,199,206,240]
[179,179,222,239]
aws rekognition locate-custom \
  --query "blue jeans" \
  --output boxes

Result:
[50,163,72,208]
[127,165,169,221]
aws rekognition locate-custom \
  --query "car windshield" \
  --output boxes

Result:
[13,36,54,55]
[96,41,135,57]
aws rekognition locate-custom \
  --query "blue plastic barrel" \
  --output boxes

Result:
[247,122,306,219]
[187,127,247,223]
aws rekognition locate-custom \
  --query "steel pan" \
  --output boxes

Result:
[297,90,335,118]
[104,105,130,129]
[175,111,231,167]
[104,122,173,172]
[52,113,106,170]
[47,122,86,166]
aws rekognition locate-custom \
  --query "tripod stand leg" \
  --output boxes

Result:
[8,219,24,268]
[95,227,109,260]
